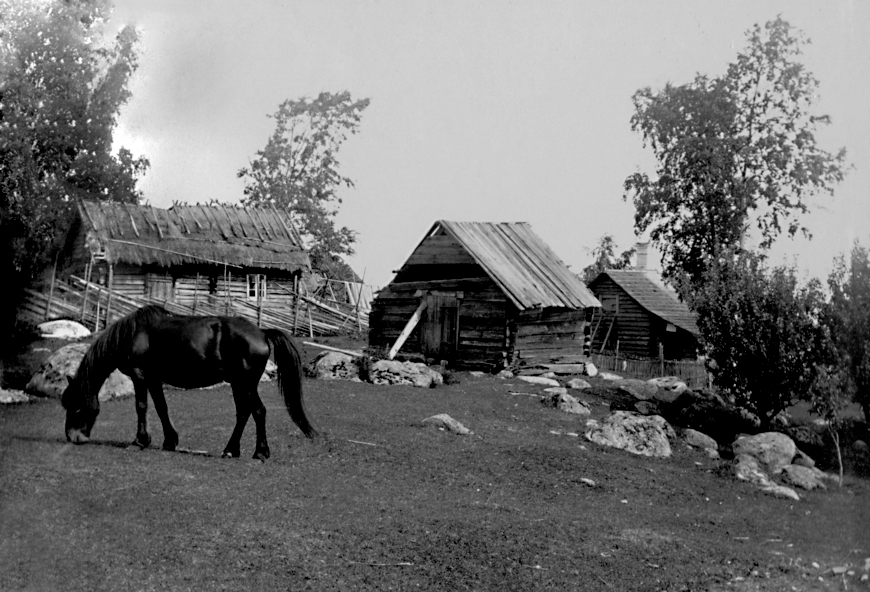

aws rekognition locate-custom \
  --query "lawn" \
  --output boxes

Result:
[1,340,868,591]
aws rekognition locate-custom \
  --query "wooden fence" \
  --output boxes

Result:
[591,352,710,389]
[19,275,369,338]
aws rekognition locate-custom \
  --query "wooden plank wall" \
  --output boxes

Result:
[455,282,507,367]
[512,307,586,364]
[368,290,424,355]
[589,276,655,358]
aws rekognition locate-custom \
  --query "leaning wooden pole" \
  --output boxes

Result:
[104,263,114,327]
[193,272,200,313]
[292,276,301,336]
[388,299,428,360]
[79,257,93,323]
[44,256,58,321]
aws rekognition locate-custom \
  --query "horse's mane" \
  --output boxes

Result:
[65,305,173,407]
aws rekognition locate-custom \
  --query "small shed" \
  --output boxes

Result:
[368,221,601,369]
[60,200,310,309]
[587,269,700,360]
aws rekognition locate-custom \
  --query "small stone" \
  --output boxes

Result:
[646,376,688,394]
[579,478,596,487]
[792,448,816,468]
[38,319,91,339]
[0,389,31,404]
[469,371,485,377]
[541,392,590,416]
[852,440,869,453]
[633,401,659,416]
[832,566,848,575]
[567,378,591,390]
[583,362,598,377]
[496,369,514,379]
[684,428,718,451]
[517,376,560,387]
[760,484,800,501]
[733,454,773,486]
[781,464,827,490]
[598,372,623,381]
[422,413,471,435]
[543,387,568,396]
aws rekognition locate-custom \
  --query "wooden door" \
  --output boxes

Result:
[421,293,459,361]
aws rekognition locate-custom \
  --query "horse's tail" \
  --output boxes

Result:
[263,328,316,438]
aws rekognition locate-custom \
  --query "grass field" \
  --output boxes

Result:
[1,340,868,591]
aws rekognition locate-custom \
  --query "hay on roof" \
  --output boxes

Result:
[78,201,310,272]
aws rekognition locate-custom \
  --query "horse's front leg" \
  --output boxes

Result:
[222,385,253,459]
[148,381,179,451]
[131,378,151,449]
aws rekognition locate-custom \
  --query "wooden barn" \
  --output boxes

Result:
[587,269,700,360]
[368,221,601,369]
[59,200,310,313]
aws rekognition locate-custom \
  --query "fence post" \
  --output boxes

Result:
[659,342,664,376]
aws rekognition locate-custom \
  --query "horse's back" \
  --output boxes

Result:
[125,313,270,388]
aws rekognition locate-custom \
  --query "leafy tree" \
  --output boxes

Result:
[238,91,370,278]
[624,17,847,284]
[826,243,870,426]
[0,0,147,377]
[688,250,828,429]
[580,234,635,284]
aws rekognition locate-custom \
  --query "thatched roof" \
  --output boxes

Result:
[77,201,310,272]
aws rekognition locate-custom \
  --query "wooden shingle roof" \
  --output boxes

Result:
[77,201,310,272]
[424,221,601,310]
[591,270,699,335]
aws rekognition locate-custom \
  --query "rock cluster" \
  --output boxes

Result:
[541,392,590,416]
[304,352,362,382]
[727,431,838,499]
[369,360,443,388]
[585,411,675,457]
[25,343,134,401]
[0,389,31,404]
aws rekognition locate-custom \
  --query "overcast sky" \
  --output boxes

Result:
[109,1,869,289]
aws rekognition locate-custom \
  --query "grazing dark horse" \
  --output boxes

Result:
[62,304,315,460]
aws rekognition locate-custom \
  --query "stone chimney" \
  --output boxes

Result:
[635,242,649,270]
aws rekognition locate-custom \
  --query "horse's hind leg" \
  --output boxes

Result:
[149,381,179,452]
[249,388,270,461]
[132,378,152,448]
[222,386,252,459]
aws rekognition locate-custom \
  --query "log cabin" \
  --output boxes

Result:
[368,221,601,370]
[58,200,310,314]
[587,269,700,360]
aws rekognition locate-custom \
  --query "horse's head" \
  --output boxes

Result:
[62,378,99,444]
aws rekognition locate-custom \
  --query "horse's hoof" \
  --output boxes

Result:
[221,450,239,459]
[67,429,90,445]
[132,435,151,449]
[162,442,177,452]
[252,450,270,462]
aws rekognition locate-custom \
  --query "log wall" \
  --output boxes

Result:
[512,307,587,364]
[588,276,655,358]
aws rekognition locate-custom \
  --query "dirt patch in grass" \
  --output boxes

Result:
[1,339,868,590]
